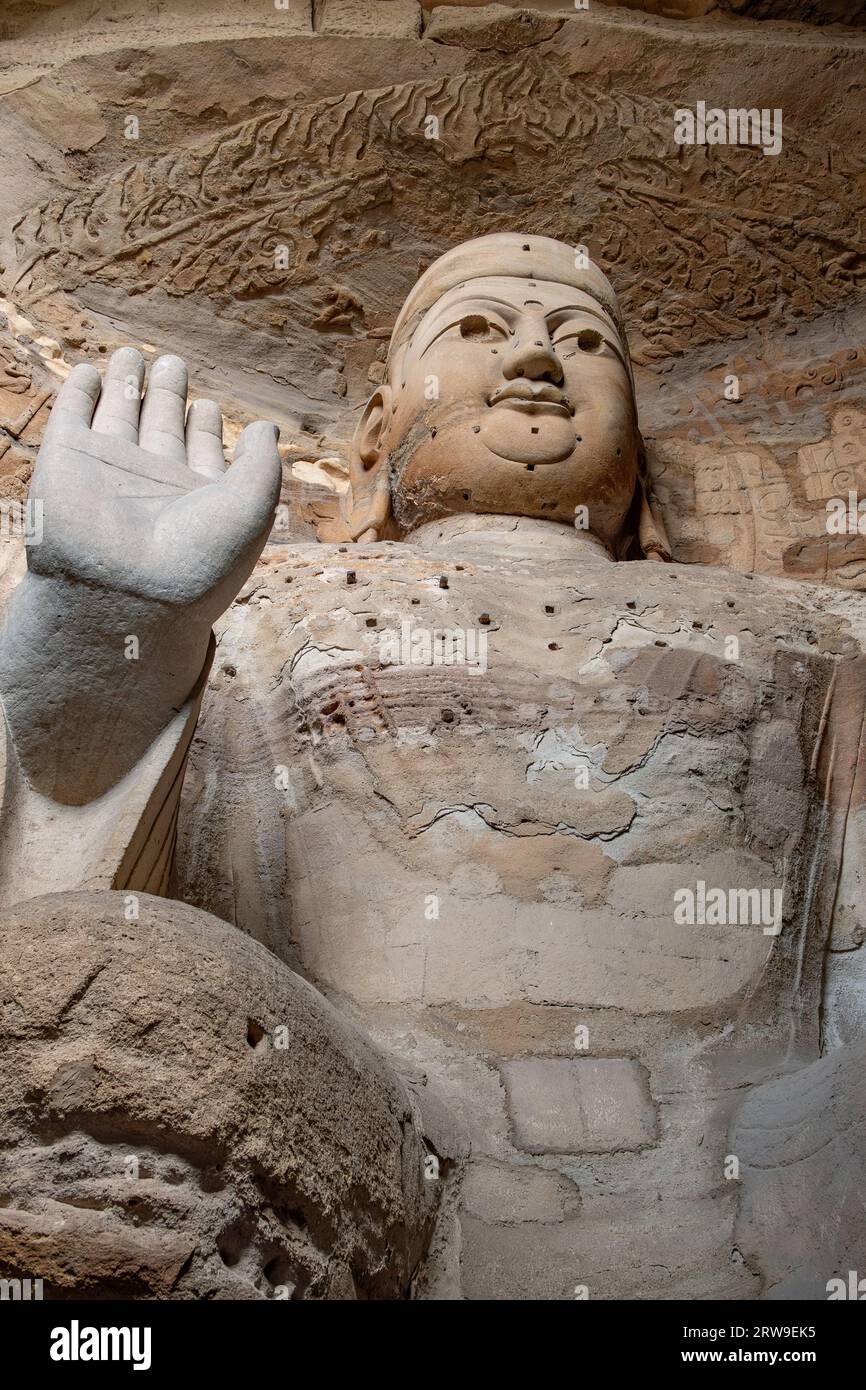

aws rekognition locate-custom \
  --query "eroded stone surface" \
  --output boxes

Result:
[733,1041,866,1299]
[320,0,422,36]
[502,1058,658,1154]
[0,891,437,1299]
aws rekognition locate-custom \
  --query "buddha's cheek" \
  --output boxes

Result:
[394,434,504,520]
[393,438,562,524]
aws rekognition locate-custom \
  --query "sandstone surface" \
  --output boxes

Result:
[0,890,437,1298]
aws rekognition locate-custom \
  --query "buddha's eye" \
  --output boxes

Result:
[576,328,604,354]
[459,314,503,342]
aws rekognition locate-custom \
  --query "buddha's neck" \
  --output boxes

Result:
[403,513,614,563]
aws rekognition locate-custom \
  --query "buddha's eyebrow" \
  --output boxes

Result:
[420,295,519,331]
[415,297,518,358]
[451,293,521,310]
[433,298,606,321]
[545,304,613,326]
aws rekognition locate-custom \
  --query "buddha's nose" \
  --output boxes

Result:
[502,316,564,385]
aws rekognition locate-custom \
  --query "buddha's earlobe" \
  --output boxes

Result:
[636,443,671,561]
[357,386,391,467]
[315,387,393,543]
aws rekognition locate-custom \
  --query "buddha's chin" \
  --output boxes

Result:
[480,407,577,466]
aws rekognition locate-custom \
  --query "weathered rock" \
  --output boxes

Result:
[502,1058,658,1154]
[319,0,422,37]
[0,891,437,1299]
[732,1041,866,1299]
[424,3,563,49]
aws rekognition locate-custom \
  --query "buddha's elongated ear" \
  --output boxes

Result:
[316,387,393,543]
[614,439,672,562]
[637,443,672,561]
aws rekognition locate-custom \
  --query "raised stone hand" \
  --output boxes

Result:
[31,347,281,617]
[0,348,282,804]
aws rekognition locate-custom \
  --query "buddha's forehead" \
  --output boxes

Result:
[423,276,614,318]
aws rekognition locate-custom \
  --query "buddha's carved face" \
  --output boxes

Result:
[321,238,659,556]
[379,275,639,540]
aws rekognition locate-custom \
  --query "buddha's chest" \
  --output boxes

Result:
[191,548,857,1016]
[236,548,832,857]
[216,547,846,893]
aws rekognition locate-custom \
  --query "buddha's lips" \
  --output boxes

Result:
[486,382,573,414]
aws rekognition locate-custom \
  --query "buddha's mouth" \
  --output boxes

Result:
[487,381,573,415]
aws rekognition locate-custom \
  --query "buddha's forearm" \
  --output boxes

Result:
[0,570,212,805]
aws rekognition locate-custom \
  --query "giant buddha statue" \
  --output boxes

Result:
[2,234,865,1301]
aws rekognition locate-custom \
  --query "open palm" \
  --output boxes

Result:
[31,347,282,623]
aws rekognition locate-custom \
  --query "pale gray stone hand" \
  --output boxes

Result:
[0,348,282,804]
[31,347,281,618]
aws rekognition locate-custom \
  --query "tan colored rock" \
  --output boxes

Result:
[319,0,422,36]
[0,890,436,1299]
[716,0,864,21]
[3,220,866,1302]
[733,1041,866,1299]
[424,3,563,48]
[461,1161,582,1223]
[502,1058,658,1154]
[2,78,106,152]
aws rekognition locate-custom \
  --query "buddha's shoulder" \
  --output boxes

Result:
[246,544,863,664]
